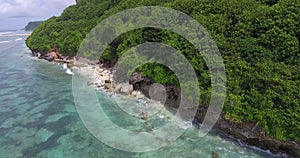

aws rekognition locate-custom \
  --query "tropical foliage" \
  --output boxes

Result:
[26,0,300,141]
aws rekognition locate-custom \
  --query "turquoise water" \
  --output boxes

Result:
[0,31,276,158]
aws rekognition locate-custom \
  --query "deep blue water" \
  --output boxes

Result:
[0,31,277,158]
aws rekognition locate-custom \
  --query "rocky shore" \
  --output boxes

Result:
[127,72,300,157]
[31,51,300,157]
[76,61,300,157]
[69,58,176,123]
[196,107,300,158]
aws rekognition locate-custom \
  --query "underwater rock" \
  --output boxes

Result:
[141,111,148,120]
[1,118,15,128]
[35,128,54,143]
[212,151,219,158]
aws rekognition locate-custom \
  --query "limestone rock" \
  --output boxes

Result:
[129,72,153,91]
[131,91,144,99]
[141,111,148,120]
[119,82,133,95]
[44,51,58,61]
[104,83,111,90]
[212,151,219,158]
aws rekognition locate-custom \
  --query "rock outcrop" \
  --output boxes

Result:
[44,51,58,61]
[32,46,63,62]
[194,107,300,158]
[75,62,300,157]
[114,82,134,95]
[129,72,153,96]
[126,71,300,157]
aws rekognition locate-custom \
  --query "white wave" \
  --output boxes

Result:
[0,31,13,35]
[65,68,74,75]
[15,38,22,41]
[157,115,165,121]
[62,63,68,69]
[0,40,11,44]
[178,121,193,130]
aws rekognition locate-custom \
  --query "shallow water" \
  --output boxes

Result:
[0,31,276,158]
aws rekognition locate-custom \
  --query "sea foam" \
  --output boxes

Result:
[65,68,74,75]
[0,31,13,35]
[0,41,11,44]
[62,63,68,69]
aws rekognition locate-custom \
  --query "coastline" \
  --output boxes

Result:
[72,58,177,123]
[32,53,300,157]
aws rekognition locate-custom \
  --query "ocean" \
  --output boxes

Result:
[0,30,276,158]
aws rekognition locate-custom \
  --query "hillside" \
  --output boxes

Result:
[26,0,300,154]
[24,21,43,31]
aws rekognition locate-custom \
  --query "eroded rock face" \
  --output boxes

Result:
[119,82,134,95]
[194,111,300,157]
[44,51,58,61]
[32,50,43,59]
[36,52,41,58]
[129,72,153,94]
[31,46,63,62]
[129,72,182,107]
[128,71,300,157]
[114,82,134,95]
[246,138,300,158]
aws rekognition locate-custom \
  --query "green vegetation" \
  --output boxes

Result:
[24,21,43,31]
[26,0,300,142]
